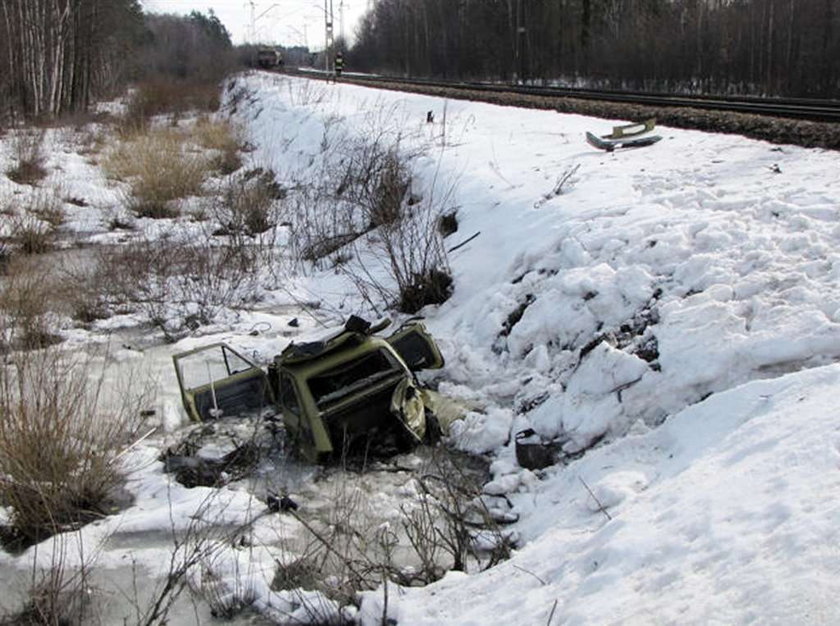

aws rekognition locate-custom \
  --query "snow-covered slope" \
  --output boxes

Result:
[232,73,840,623]
[382,366,840,624]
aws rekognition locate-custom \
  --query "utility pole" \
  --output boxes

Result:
[324,0,335,75]
[248,0,256,43]
[339,0,345,41]
[514,0,527,83]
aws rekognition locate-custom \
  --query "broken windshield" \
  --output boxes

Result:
[176,344,260,392]
[308,349,401,409]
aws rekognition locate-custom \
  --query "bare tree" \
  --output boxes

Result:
[0,0,143,121]
[351,0,840,97]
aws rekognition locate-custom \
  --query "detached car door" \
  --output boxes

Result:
[386,322,445,371]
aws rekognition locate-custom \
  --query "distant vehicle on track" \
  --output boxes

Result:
[256,48,283,69]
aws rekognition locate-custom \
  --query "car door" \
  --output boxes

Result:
[386,322,445,371]
[173,343,273,421]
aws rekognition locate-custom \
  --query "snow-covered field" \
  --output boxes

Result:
[2,72,840,624]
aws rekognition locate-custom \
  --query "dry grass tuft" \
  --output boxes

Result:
[6,129,48,186]
[195,117,242,152]
[194,117,244,175]
[0,257,61,351]
[1,191,64,255]
[121,80,222,132]
[105,129,209,218]
[0,348,141,548]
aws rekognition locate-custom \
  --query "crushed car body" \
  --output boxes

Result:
[173,316,451,462]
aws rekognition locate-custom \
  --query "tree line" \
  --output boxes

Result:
[0,1,235,124]
[349,0,840,98]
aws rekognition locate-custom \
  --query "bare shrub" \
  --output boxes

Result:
[0,257,61,351]
[98,234,260,339]
[7,129,47,185]
[94,239,176,333]
[262,448,507,620]
[30,192,66,229]
[371,150,410,227]
[54,253,113,325]
[285,132,412,270]
[269,478,387,617]
[0,348,141,547]
[8,213,56,255]
[104,129,209,219]
[334,134,412,229]
[286,190,362,267]
[341,198,453,314]
[212,170,280,238]
[284,121,453,312]
[169,239,262,327]
[189,542,259,620]
[128,500,228,626]
[408,449,513,574]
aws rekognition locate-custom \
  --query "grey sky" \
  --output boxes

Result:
[141,0,368,48]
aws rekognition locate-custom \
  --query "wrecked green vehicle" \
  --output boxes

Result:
[173,317,448,462]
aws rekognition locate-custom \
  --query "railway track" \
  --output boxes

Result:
[287,69,840,123]
[333,73,840,123]
[282,68,840,149]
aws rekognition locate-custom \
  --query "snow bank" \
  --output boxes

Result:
[380,365,840,624]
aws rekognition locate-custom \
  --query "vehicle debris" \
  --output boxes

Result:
[515,428,559,470]
[162,439,261,488]
[586,118,662,151]
[173,316,457,462]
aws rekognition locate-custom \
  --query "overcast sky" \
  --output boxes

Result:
[141,0,368,48]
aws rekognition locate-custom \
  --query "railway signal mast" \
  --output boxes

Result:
[324,0,335,75]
